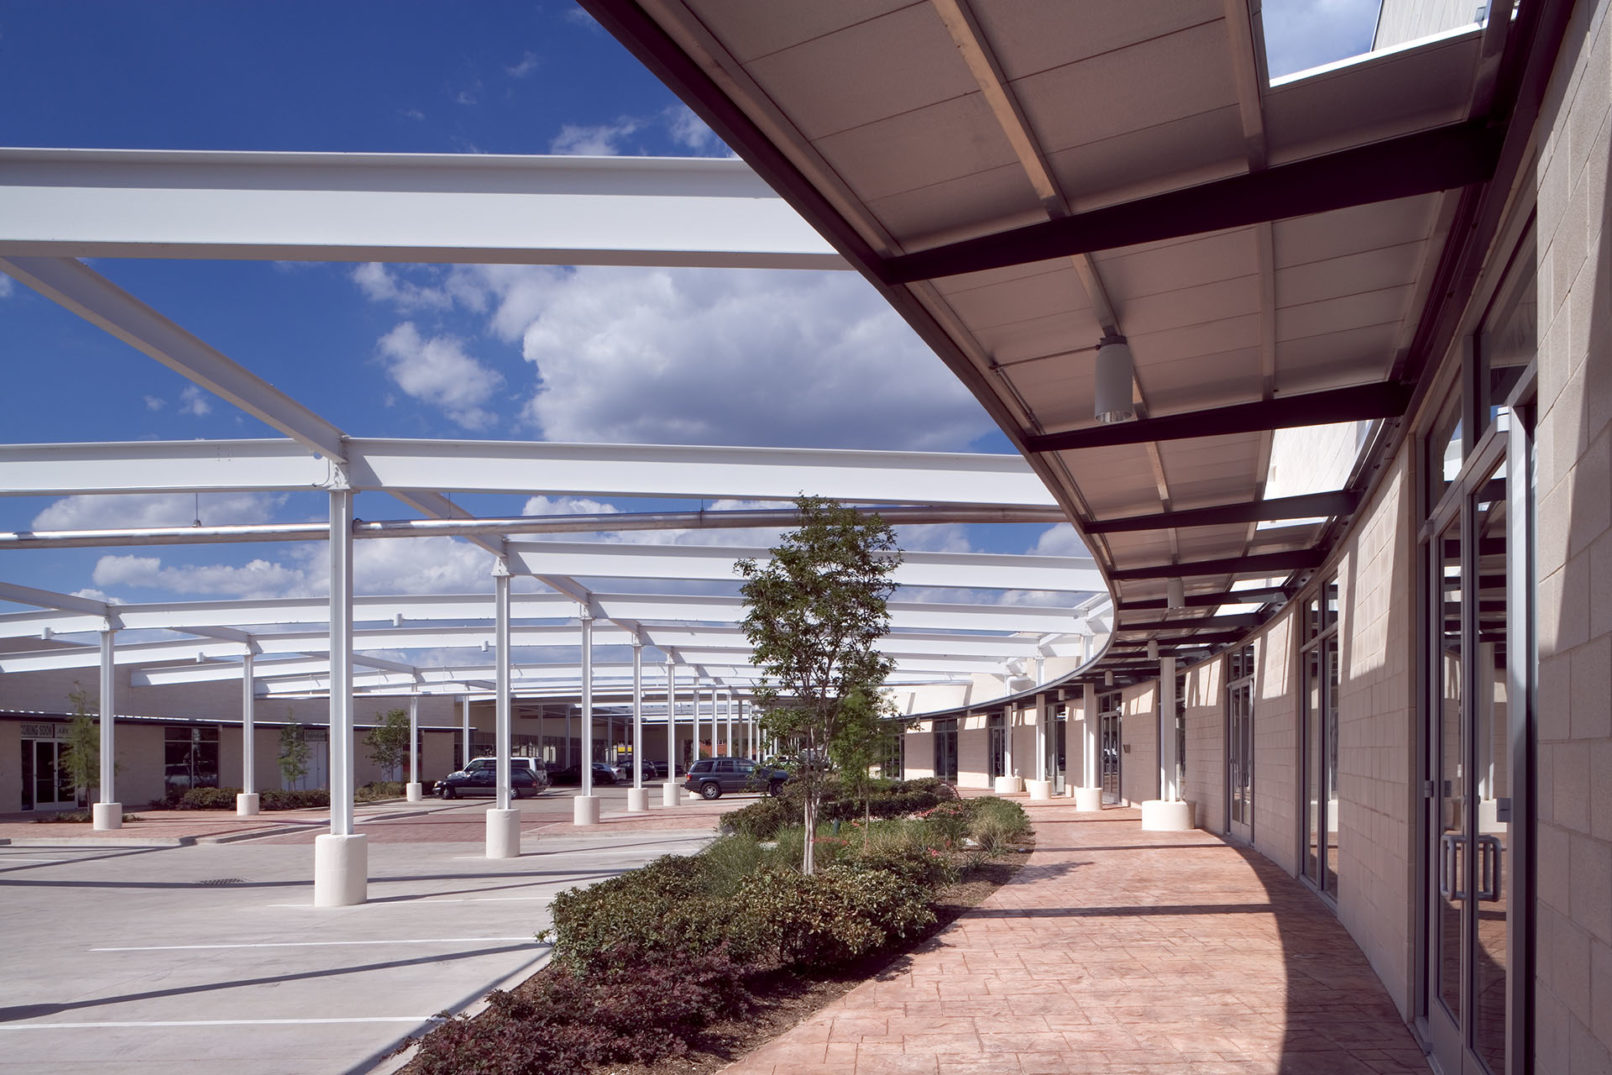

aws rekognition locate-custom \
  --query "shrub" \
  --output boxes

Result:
[720,794,795,840]
[839,818,958,887]
[176,786,239,810]
[411,945,751,1075]
[549,853,758,968]
[919,798,974,845]
[721,778,948,840]
[356,781,405,802]
[969,796,1030,854]
[259,788,329,810]
[737,865,934,970]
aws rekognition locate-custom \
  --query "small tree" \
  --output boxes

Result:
[737,495,900,875]
[830,685,911,840]
[364,707,411,782]
[278,717,310,789]
[61,682,101,807]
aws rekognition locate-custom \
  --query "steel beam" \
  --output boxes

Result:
[1109,549,1323,581]
[0,147,843,269]
[1082,491,1362,534]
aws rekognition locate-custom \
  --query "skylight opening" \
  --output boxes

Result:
[1262,0,1492,85]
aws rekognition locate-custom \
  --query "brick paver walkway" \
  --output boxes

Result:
[732,802,1430,1075]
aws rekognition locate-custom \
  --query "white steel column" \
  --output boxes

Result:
[314,484,366,905]
[723,688,733,757]
[460,695,471,770]
[1158,657,1178,801]
[92,628,120,830]
[663,659,679,807]
[574,604,600,825]
[237,652,259,816]
[405,695,422,802]
[627,635,648,812]
[486,561,520,857]
[1073,681,1102,811]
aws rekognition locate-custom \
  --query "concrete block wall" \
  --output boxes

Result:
[1335,453,1418,1018]
[958,713,990,789]
[1253,616,1300,876]
[1533,0,1612,1066]
[904,726,935,779]
[1183,657,1226,834]
[1121,681,1158,805]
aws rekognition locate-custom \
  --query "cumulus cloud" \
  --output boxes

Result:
[895,523,975,554]
[506,51,538,78]
[32,492,285,531]
[1031,524,1088,557]
[352,262,454,312]
[375,322,504,430]
[522,495,621,517]
[665,105,729,156]
[92,554,307,599]
[143,395,166,411]
[179,385,212,416]
[550,118,645,155]
[517,267,993,451]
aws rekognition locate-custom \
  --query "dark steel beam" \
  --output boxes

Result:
[1084,491,1362,534]
[1024,383,1412,454]
[1107,630,1253,650]
[1116,586,1290,611]
[1109,548,1324,581]
[880,120,1502,284]
[1113,613,1264,633]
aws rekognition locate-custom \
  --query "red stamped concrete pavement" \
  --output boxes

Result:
[731,802,1431,1075]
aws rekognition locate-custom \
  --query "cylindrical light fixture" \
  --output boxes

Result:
[1104,670,1114,687]
[1093,335,1136,424]
[1147,639,1160,661]
[1167,577,1185,609]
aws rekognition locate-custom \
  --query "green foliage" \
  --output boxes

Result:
[968,796,1031,854]
[60,683,101,807]
[259,788,329,810]
[919,798,974,845]
[277,718,310,788]
[736,865,935,969]
[355,780,405,802]
[838,818,958,887]
[174,786,330,810]
[736,495,900,874]
[410,946,752,1075]
[720,777,948,841]
[364,707,411,780]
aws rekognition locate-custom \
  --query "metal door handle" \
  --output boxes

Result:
[1476,835,1502,901]
[1440,833,1466,900]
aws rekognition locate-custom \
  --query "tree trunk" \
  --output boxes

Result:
[801,791,817,875]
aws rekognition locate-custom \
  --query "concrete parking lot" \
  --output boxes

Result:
[0,790,723,1074]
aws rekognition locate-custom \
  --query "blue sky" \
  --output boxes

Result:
[0,0,1385,608]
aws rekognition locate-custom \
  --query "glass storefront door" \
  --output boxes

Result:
[21,737,75,810]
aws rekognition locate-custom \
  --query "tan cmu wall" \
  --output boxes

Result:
[1122,682,1158,804]
[1335,453,1417,1017]
[1183,657,1226,834]
[958,713,990,788]
[0,722,19,812]
[1533,0,1612,1067]
[116,725,166,808]
[905,726,936,779]
[1253,614,1299,875]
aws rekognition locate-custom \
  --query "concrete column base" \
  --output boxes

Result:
[313,833,368,906]
[236,792,260,817]
[662,781,681,807]
[1141,799,1196,831]
[993,775,1024,794]
[1026,779,1053,800]
[405,782,424,803]
[1072,786,1104,812]
[573,794,601,826]
[92,802,122,830]
[626,787,650,813]
[486,808,521,858]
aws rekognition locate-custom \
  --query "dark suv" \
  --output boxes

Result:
[683,758,789,800]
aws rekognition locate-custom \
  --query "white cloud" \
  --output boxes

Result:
[895,523,974,553]
[179,385,212,416]
[92,554,308,599]
[375,322,504,430]
[1262,0,1383,78]
[352,262,453,312]
[665,105,730,156]
[32,492,285,531]
[352,536,496,594]
[0,274,13,298]
[506,51,538,78]
[516,267,993,451]
[550,118,644,155]
[143,395,166,411]
[1031,524,1088,557]
[71,588,115,603]
[399,107,426,122]
[522,495,621,517]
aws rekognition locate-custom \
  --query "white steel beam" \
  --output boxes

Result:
[0,441,327,496]
[0,148,844,269]
[505,541,1100,591]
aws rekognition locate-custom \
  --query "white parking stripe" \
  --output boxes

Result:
[92,937,538,952]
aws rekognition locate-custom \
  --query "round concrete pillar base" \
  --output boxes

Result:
[1072,786,1104,812]
[313,833,368,906]
[993,775,1024,794]
[236,792,260,817]
[1141,799,1195,831]
[486,808,521,858]
[573,794,601,826]
[405,782,424,803]
[92,802,122,830]
[1026,779,1053,800]
[626,787,650,813]
[662,781,681,807]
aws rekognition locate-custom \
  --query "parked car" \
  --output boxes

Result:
[683,758,790,800]
[643,760,686,779]
[435,767,541,799]
[550,762,620,786]
[460,756,550,789]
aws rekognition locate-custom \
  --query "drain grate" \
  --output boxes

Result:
[195,878,245,887]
